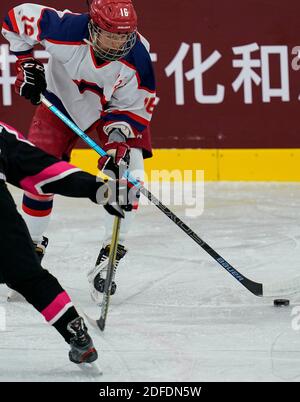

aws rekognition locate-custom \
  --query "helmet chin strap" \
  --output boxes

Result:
[83,38,116,62]
[86,0,91,10]
[84,38,93,47]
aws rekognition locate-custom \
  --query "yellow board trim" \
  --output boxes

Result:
[70,148,300,181]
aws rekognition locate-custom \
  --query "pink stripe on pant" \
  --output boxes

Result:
[20,161,79,196]
[41,291,73,324]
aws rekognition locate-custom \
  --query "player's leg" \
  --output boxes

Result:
[102,147,145,243]
[0,180,98,364]
[88,147,144,302]
[22,104,79,244]
[9,104,78,300]
[7,191,53,303]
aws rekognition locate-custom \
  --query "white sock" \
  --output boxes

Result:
[22,213,51,243]
[103,148,144,246]
[22,192,54,243]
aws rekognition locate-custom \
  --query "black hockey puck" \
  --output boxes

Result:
[273,299,290,307]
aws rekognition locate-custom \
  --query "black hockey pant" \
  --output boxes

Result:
[0,181,78,342]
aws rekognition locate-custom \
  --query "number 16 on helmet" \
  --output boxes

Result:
[86,0,138,62]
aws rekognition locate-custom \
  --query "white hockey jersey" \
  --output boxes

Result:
[2,3,156,134]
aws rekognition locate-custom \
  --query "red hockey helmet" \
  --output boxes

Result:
[88,0,138,61]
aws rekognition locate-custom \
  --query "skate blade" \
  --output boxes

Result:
[78,361,103,376]
[89,289,103,306]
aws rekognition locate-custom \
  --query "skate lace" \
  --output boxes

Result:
[98,245,126,277]
[75,331,89,346]
[99,256,120,279]
[68,318,89,346]
[33,236,48,256]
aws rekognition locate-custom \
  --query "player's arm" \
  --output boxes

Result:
[2,3,52,105]
[0,122,129,218]
[40,170,127,218]
[2,4,88,104]
[19,158,127,219]
[2,4,88,55]
[98,39,156,176]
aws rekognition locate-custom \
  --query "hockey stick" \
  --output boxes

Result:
[41,96,300,298]
[97,216,121,331]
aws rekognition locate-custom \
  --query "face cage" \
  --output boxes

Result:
[88,21,137,61]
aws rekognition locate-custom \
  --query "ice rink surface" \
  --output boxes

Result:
[1,182,300,382]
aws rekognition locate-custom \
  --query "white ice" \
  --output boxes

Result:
[1,182,300,382]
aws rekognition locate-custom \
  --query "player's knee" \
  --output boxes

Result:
[7,268,58,300]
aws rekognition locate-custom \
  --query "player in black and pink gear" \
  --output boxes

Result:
[2,0,156,303]
[0,120,129,364]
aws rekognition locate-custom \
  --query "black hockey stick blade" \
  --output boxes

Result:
[97,317,105,331]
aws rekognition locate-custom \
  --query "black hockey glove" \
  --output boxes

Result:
[95,178,140,215]
[96,179,125,218]
[15,57,47,105]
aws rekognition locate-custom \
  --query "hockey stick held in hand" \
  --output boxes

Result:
[41,96,300,298]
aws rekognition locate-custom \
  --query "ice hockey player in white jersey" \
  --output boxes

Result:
[2,0,156,303]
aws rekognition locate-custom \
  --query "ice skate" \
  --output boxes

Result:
[87,243,127,304]
[34,236,49,263]
[67,317,98,364]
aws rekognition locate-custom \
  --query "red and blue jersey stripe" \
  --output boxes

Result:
[101,110,149,132]
[122,39,156,94]
[37,10,89,44]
